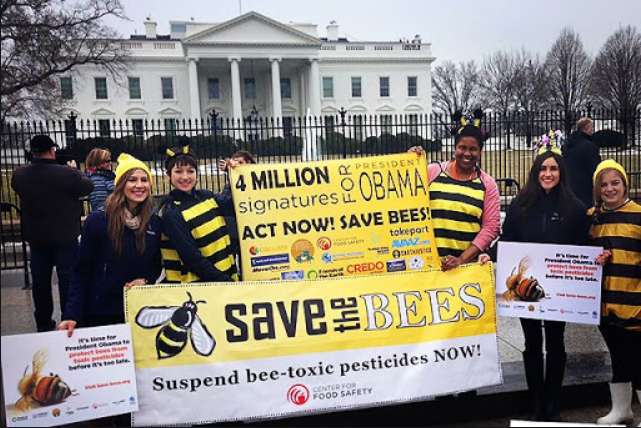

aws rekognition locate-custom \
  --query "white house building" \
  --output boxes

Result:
[60,11,435,130]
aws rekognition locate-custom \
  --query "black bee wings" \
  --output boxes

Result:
[136,307,176,328]
[190,316,215,356]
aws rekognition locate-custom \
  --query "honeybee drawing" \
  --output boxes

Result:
[15,349,75,411]
[135,292,215,359]
[503,256,546,302]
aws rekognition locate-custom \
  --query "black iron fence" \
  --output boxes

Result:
[1,109,640,270]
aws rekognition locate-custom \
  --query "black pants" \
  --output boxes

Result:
[29,240,78,331]
[520,318,567,420]
[599,324,641,390]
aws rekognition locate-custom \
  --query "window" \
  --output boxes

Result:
[322,77,334,98]
[280,78,291,99]
[208,78,220,100]
[98,119,111,137]
[379,77,390,97]
[244,78,256,99]
[161,77,174,99]
[128,77,141,99]
[95,77,108,99]
[381,114,393,134]
[170,23,186,34]
[283,117,293,137]
[131,119,144,136]
[164,118,177,135]
[351,77,362,98]
[408,76,418,97]
[324,115,335,133]
[60,77,73,99]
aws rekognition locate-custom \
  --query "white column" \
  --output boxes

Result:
[229,57,242,120]
[188,58,201,119]
[299,67,307,115]
[308,58,321,117]
[270,57,283,121]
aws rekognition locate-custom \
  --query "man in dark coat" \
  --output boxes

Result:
[562,117,601,208]
[11,135,93,331]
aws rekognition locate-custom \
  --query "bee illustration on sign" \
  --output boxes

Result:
[135,292,215,359]
[503,256,546,302]
[15,349,76,411]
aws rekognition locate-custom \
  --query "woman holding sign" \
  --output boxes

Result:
[410,109,501,270]
[498,139,589,421]
[589,160,641,426]
[58,153,162,334]
[158,144,239,283]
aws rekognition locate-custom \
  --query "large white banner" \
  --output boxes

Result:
[125,264,502,426]
[496,242,603,324]
[1,324,138,427]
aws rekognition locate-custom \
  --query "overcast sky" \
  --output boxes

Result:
[106,0,641,64]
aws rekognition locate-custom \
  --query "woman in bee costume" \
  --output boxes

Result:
[589,160,641,426]
[58,153,162,333]
[410,109,501,270]
[498,135,590,421]
[159,144,238,282]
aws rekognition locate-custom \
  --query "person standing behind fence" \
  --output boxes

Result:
[563,117,601,208]
[409,109,501,270]
[499,142,589,421]
[84,148,115,212]
[57,153,161,334]
[588,160,641,426]
[10,135,93,332]
[159,145,239,283]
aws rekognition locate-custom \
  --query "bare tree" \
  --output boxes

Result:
[512,49,549,146]
[480,50,520,148]
[544,28,592,132]
[1,0,128,120]
[431,60,481,117]
[591,25,641,146]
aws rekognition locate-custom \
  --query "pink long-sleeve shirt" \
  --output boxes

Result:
[428,161,501,252]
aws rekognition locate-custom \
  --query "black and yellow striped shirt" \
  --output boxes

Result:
[589,200,641,331]
[429,170,485,258]
[160,189,239,283]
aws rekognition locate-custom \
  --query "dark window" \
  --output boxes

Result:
[379,77,390,97]
[324,115,335,133]
[408,114,419,136]
[322,77,334,98]
[60,77,73,99]
[244,78,256,99]
[128,77,141,99]
[98,119,111,137]
[208,78,220,100]
[408,76,418,97]
[131,119,144,136]
[164,118,177,135]
[351,77,362,98]
[283,116,293,137]
[161,77,174,99]
[280,78,292,99]
[381,114,393,133]
[95,77,108,99]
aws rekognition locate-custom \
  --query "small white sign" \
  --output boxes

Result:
[496,242,603,325]
[1,324,138,427]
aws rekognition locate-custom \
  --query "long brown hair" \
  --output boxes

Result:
[105,168,154,256]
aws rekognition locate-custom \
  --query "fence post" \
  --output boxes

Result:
[339,107,347,159]
[66,111,78,147]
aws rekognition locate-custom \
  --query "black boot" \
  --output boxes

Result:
[523,350,545,421]
[543,351,567,421]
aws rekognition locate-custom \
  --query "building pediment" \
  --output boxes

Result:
[158,107,182,116]
[183,11,320,46]
[91,108,115,116]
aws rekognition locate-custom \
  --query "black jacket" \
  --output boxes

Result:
[562,131,601,208]
[501,189,589,246]
[11,158,93,245]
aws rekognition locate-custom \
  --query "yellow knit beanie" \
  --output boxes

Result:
[114,153,152,186]
[593,159,628,187]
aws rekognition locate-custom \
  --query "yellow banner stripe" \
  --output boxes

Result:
[191,216,227,240]
[182,199,217,222]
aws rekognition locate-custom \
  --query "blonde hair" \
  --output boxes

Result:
[576,117,593,133]
[85,148,111,170]
[593,168,628,207]
[104,168,154,256]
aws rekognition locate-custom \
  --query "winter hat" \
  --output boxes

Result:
[114,153,152,186]
[593,159,628,187]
